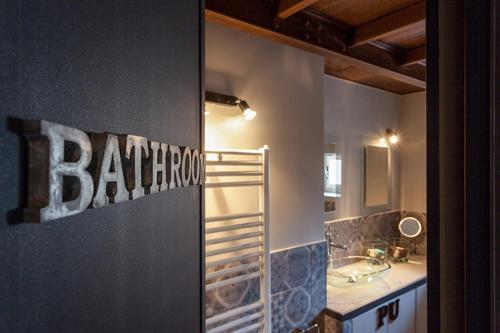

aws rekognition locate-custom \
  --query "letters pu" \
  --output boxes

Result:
[377,298,400,328]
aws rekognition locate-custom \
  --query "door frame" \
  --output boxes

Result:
[426,0,498,331]
[199,1,206,332]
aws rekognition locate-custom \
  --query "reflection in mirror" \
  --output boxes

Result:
[399,217,423,238]
[364,145,389,207]
[324,144,341,213]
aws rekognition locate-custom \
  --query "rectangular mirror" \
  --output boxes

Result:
[324,143,341,213]
[364,145,389,207]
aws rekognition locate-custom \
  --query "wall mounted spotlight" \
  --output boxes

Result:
[205,91,257,121]
[238,100,257,121]
[380,128,399,145]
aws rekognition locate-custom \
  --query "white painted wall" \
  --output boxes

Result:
[400,92,426,212]
[324,76,401,220]
[205,22,325,251]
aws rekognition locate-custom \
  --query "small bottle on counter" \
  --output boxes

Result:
[388,237,411,262]
[363,240,389,263]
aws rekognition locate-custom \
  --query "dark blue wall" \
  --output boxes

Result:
[0,1,202,332]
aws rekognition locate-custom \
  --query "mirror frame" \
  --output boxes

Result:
[361,138,392,215]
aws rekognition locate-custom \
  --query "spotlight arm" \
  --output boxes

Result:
[205,91,239,107]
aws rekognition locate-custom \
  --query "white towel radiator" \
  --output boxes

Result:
[204,147,271,333]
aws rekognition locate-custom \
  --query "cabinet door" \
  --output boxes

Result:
[416,284,427,333]
[352,306,388,333]
[351,289,416,333]
[387,289,416,333]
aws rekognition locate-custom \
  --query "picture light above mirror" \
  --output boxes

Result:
[379,128,400,145]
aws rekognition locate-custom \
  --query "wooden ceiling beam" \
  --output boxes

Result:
[349,1,426,48]
[399,45,426,66]
[277,0,320,19]
[324,58,424,94]
[205,0,425,90]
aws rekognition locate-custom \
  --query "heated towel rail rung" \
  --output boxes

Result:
[206,271,261,292]
[206,231,263,245]
[207,312,263,333]
[206,301,263,326]
[205,181,263,188]
[204,147,270,333]
[205,149,262,155]
[206,262,261,280]
[206,241,263,257]
[206,212,263,223]
[206,221,263,234]
[233,322,264,333]
[206,171,263,177]
[206,252,262,268]
[206,160,262,166]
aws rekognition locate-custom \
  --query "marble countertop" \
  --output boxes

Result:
[325,256,427,320]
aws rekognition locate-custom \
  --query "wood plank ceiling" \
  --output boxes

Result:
[206,0,426,94]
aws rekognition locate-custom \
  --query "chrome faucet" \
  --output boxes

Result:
[326,232,348,263]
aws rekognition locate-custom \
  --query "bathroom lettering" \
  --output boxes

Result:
[19,119,204,223]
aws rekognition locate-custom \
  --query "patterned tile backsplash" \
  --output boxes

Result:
[205,210,426,333]
[271,242,327,332]
[205,241,327,333]
[324,210,427,261]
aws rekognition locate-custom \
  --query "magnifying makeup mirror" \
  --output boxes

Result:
[398,217,423,238]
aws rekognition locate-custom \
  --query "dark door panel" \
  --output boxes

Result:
[0,1,202,332]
